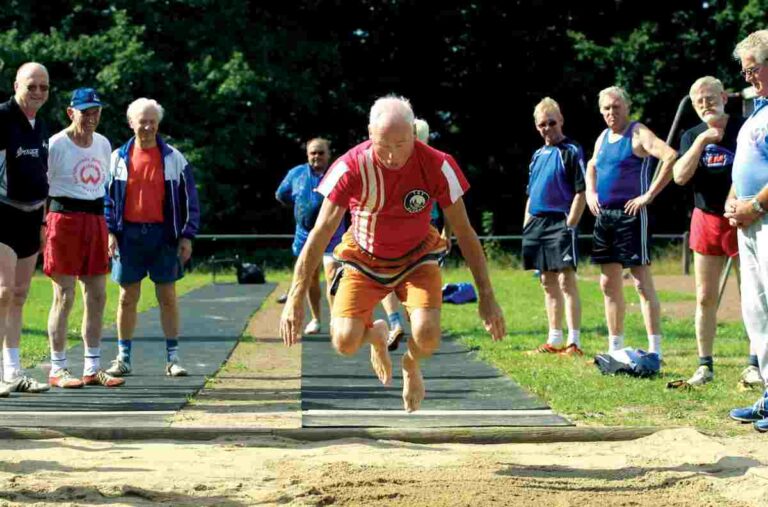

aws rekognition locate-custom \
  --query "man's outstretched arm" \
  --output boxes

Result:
[280,198,346,346]
[443,197,506,340]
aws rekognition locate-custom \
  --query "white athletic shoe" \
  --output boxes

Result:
[166,360,188,377]
[304,319,321,335]
[739,365,763,389]
[105,359,132,377]
[686,365,714,386]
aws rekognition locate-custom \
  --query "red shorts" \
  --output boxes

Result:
[689,208,738,258]
[44,212,110,277]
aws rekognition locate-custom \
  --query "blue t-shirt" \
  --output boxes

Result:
[276,163,346,256]
[594,122,651,209]
[733,98,768,199]
[526,138,586,215]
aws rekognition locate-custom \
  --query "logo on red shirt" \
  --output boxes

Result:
[403,189,430,213]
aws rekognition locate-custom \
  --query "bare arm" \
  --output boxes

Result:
[523,197,531,227]
[673,128,723,185]
[280,198,346,346]
[624,123,677,215]
[567,192,586,228]
[585,133,603,216]
[443,197,506,340]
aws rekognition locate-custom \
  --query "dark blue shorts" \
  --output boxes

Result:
[591,208,650,267]
[111,222,183,285]
[522,213,578,272]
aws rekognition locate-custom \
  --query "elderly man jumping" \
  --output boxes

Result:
[280,96,506,412]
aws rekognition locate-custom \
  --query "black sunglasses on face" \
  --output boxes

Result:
[537,120,557,128]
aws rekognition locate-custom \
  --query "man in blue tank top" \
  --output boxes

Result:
[276,138,345,335]
[725,30,768,432]
[523,97,586,356]
[585,86,677,359]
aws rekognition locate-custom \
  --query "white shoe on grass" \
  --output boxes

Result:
[304,319,321,335]
[686,365,713,386]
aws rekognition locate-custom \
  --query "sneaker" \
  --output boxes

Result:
[686,365,714,387]
[559,344,584,357]
[304,319,321,335]
[105,359,132,377]
[739,365,763,389]
[754,417,768,433]
[730,391,768,422]
[49,369,84,389]
[277,293,288,304]
[0,383,11,397]
[4,375,50,393]
[166,360,188,377]
[387,323,405,351]
[527,343,563,355]
[83,370,125,388]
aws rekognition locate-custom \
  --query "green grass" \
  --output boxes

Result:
[441,266,755,434]
[18,272,211,368]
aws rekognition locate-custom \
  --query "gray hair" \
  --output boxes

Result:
[533,97,563,120]
[126,97,164,124]
[598,86,632,109]
[733,30,768,64]
[369,95,415,127]
[413,118,430,143]
[689,76,725,99]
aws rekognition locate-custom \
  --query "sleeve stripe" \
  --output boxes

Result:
[317,161,349,196]
[440,159,464,203]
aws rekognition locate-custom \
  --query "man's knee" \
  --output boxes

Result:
[540,273,559,293]
[119,287,140,309]
[53,285,77,312]
[600,274,620,297]
[410,310,441,356]
[11,285,31,308]
[0,285,13,307]
[330,318,364,356]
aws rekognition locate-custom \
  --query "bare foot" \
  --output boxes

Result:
[369,320,392,385]
[402,354,425,413]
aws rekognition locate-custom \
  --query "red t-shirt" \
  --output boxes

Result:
[124,145,165,223]
[317,140,469,258]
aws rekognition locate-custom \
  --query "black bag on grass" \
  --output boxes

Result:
[236,263,265,284]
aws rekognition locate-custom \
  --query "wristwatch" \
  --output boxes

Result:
[751,198,766,215]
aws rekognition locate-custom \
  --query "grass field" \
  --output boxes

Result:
[18,272,211,368]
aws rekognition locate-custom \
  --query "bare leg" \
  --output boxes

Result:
[331,316,392,385]
[540,271,563,331]
[559,268,581,332]
[5,253,38,349]
[117,282,142,341]
[0,244,17,371]
[693,253,725,358]
[381,292,401,317]
[155,282,179,339]
[307,264,321,322]
[402,308,441,412]
[629,265,661,336]
[48,274,77,354]
[322,258,339,312]
[79,275,107,349]
[600,263,625,336]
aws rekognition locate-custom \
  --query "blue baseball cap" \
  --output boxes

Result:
[70,88,103,110]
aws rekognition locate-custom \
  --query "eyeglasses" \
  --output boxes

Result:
[537,120,558,128]
[26,84,49,92]
[741,64,763,79]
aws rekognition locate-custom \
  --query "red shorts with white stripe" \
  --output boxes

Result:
[689,208,738,258]
[44,212,110,277]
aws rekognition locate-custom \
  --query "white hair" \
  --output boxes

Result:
[533,97,563,120]
[368,95,415,127]
[598,86,632,109]
[689,76,725,99]
[413,118,430,143]
[734,30,768,64]
[126,97,164,124]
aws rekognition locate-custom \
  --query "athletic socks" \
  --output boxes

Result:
[117,339,132,364]
[648,334,662,358]
[50,349,67,375]
[2,348,20,382]
[608,335,624,352]
[166,339,180,363]
[387,312,402,329]
[84,347,100,376]
[699,355,714,372]
[547,329,564,346]
[567,329,581,348]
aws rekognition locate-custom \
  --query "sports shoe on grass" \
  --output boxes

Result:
[49,369,84,388]
[277,293,288,304]
[83,370,125,387]
[527,343,563,355]
[105,359,132,377]
[166,360,188,377]
[5,375,50,393]
[686,365,714,387]
[387,323,405,352]
[559,344,584,357]
[739,365,763,389]
[304,319,321,335]
[730,391,768,423]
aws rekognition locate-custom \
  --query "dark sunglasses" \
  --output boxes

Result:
[537,120,557,128]
[26,84,49,92]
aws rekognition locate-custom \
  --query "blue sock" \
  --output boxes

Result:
[117,340,132,364]
[698,356,714,371]
[166,339,179,363]
[387,312,402,328]
[749,355,759,367]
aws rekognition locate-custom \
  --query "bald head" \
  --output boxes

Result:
[14,62,49,116]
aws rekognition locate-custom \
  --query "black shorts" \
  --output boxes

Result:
[0,201,43,258]
[522,213,578,272]
[591,208,650,267]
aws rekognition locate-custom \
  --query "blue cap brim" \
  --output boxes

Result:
[72,102,103,110]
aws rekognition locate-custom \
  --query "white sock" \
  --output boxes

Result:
[608,335,624,352]
[547,329,564,346]
[3,348,21,382]
[50,350,67,375]
[648,334,662,357]
[567,329,581,348]
[84,347,101,376]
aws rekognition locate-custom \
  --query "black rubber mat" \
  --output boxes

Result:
[0,283,275,412]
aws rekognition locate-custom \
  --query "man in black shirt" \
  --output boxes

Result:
[673,76,757,388]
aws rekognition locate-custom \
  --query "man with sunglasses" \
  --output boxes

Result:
[0,62,54,394]
[523,98,586,356]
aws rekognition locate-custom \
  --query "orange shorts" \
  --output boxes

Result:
[331,227,446,326]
